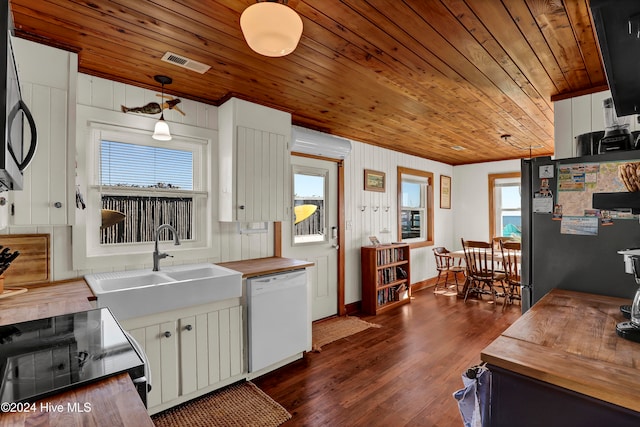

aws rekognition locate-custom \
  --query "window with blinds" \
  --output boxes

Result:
[397,167,434,248]
[98,140,199,245]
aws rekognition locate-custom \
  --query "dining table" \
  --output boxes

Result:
[448,248,521,297]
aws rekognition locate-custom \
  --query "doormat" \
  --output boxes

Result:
[152,381,291,427]
[312,316,381,352]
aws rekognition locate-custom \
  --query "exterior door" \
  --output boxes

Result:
[283,156,338,321]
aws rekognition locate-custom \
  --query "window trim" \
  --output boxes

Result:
[488,172,521,240]
[397,167,434,249]
[73,104,216,270]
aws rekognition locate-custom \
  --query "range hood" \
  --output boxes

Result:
[591,0,640,116]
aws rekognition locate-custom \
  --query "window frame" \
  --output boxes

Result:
[488,172,521,240]
[397,167,434,249]
[73,105,216,270]
[87,127,208,256]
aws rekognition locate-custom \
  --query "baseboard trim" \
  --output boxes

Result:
[345,301,360,315]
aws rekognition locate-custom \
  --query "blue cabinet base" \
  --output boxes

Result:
[487,364,640,427]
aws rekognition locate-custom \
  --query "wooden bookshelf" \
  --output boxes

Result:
[361,243,411,315]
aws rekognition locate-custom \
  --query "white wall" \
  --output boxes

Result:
[343,140,453,304]
[4,38,274,280]
[452,160,521,250]
[73,74,275,275]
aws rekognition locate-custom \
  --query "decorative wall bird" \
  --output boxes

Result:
[121,96,185,116]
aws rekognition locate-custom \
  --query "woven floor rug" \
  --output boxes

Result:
[152,381,291,427]
[312,316,381,352]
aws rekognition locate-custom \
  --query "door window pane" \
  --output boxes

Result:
[293,172,326,244]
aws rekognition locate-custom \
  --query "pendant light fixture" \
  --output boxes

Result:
[152,75,172,141]
[240,0,303,57]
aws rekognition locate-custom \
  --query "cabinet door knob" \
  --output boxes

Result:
[239,205,245,210]
[185,324,193,331]
[54,202,62,208]
[163,331,172,338]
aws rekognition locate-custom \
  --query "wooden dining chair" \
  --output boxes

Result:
[461,238,505,304]
[432,247,465,295]
[492,236,515,250]
[499,240,521,309]
[491,237,515,273]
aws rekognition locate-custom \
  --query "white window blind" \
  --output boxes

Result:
[100,140,193,190]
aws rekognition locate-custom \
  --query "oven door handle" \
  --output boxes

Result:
[124,331,151,392]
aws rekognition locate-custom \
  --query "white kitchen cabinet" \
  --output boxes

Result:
[218,97,291,222]
[9,38,77,226]
[122,298,244,414]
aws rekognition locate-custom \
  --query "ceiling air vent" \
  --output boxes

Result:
[161,52,211,74]
[450,145,465,151]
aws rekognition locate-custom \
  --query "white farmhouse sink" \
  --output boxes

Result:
[84,263,242,320]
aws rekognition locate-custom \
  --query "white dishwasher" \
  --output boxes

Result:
[247,269,309,373]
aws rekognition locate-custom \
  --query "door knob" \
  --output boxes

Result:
[163,331,172,338]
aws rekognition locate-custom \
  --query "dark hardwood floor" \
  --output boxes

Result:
[254,287,522,426]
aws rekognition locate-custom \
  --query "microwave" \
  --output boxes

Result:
[0,1,37,191]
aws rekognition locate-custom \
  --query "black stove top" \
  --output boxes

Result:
[0,308,144,404]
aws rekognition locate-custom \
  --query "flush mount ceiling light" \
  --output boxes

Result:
[240,0,303,57]
[152,75,172,141]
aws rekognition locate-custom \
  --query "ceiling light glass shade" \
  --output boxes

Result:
[152,116,172,141]
[240,2,303,57]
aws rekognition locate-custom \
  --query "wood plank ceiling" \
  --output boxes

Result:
[11,0,607,165]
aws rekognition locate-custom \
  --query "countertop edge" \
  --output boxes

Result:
[218,256,314,278]
[481,289,640,413]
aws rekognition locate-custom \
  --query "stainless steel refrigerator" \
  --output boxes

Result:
[521,151,640,311]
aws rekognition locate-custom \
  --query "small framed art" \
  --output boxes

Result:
[440,175,451,209]
[364,169,385,192]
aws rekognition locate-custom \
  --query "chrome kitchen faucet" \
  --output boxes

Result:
[153,224,181,271]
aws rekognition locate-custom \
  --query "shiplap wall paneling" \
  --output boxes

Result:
[554,99,573,159]
[571,94,593,156]
[343,139,453,304]
[63,75,273,276]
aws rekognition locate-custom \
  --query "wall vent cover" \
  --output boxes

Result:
[161,52,211,74]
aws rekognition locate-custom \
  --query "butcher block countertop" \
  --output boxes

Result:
[481,289,640,413]
[0,280,153,427]
[219,256,314,278]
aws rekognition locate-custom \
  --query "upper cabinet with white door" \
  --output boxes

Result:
[218,98,291,222]
[10,38,77,225]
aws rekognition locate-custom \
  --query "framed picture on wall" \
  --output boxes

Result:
[364,169,385,192]
[440,175,451,209]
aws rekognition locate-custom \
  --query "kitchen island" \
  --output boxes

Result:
[481,289,640,426]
